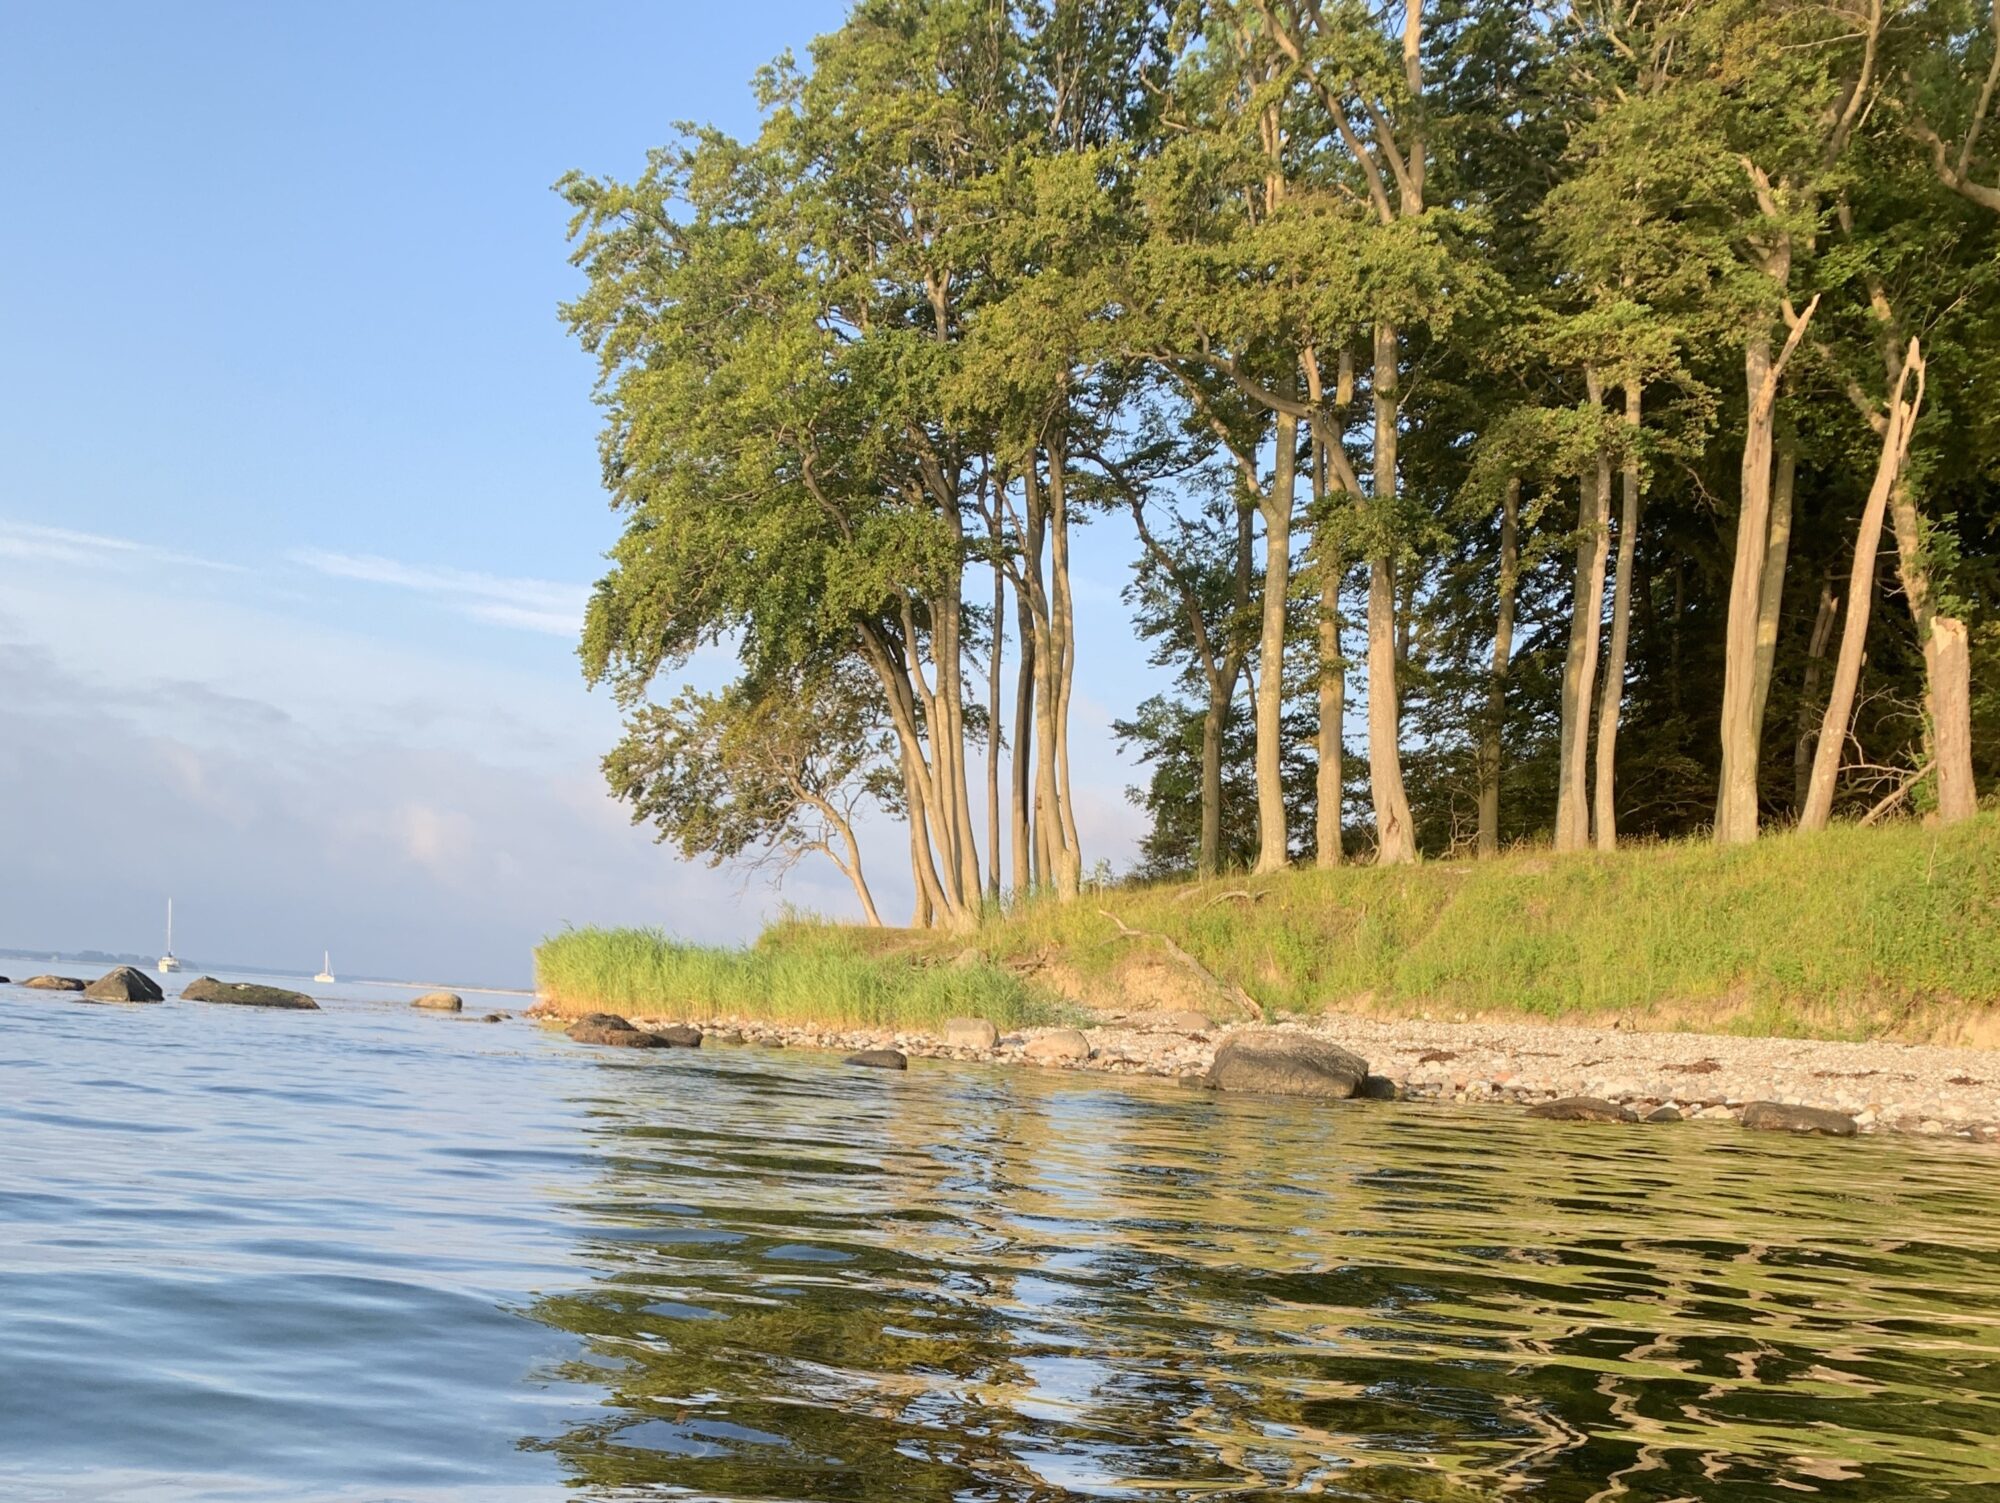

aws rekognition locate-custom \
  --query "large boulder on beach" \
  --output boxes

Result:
[1742,1101,1858,1137]
[1528,1096,1638,1123]
[83,966,164,1003]
[1025,1028,1092,1064]
[565,1013,667,1047]
[411,991,463,1012]
[1203,1031,1369,1100]
[21,975,85,992]
[181,977,319,1010]
[845,1048,908,1070]
[945,1018,999,1050]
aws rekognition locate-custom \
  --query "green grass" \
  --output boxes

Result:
[539,817,2000,1042]
[533,923,1069,1030]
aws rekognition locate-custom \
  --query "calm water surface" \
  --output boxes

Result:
[2,975,1997,1501]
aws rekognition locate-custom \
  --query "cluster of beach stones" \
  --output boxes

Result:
[548,1006,2000,1142]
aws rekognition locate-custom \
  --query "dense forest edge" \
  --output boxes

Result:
[537,815,2000,1043]
[561,0,2000,954]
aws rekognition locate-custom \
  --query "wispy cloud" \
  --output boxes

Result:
[289,549,588,638]
[0,520,245,573]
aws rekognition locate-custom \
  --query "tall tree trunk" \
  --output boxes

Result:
[1477,476,1520,857]
[1802,340,1925,831]
[1314,458,1344,870]
[1749,431,1796,750]
[1046,436,1085,895]
[1794,571,1838,814]
[1253,409,1298,874]
[1717,295,1817,841]
[822,806,884,928]
[1928,617,1979,823]
[1888,481,1980,824]
[1011,586,1036,897]
[1592,383,1643,851]
[1368,321,1417,864]
[987,560,1003,901]
[1556,370,1611,853]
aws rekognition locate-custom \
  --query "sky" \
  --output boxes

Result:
[0,2,1162,986]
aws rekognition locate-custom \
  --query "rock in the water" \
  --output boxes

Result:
[478,1013,506,1023]
[845,1048,908,1070]
[1357,1073,1402,1101]
[655,1024,702,1048]
[1742,1101,1858,1137]
[22,975,86,992]
[0,976,10,984]
[1203,1031,1368,1100]
[181,976,319,1010]
[1644,1104,1685,1123]
[565,1013,666,1047]
[411,991,463,1011]
[1024,1028,1092,1064]
[1527,1096,1637,1123]
[82,966,164,1003]
[944,1017,999,1050]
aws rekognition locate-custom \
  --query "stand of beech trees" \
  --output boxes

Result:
[565,0,1999,925]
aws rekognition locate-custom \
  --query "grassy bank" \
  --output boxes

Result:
[540,817,2000,1043]
[533,924,1070,1030]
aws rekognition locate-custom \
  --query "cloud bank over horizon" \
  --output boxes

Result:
[0,518,1151,986]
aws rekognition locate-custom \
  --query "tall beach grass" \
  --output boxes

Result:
[534,924,1067,1029]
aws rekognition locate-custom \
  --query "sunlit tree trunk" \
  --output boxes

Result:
[1888,482,1980,824]
[986,559,1003,902]
[1556,370,1611,852]
[1368,321,1417,865]
[1253,409,1298,874]
[1793,570,1839,814]
[1593,384,1643,851]
[1477,477,1519,857]
[1802,340,1925,830]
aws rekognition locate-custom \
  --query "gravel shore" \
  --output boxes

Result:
[623,1007,2000,1143]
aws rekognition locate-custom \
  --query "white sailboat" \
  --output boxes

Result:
[158,899,182,974]
[314,950,335,984]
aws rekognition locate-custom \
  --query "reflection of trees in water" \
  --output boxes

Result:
[521,1055,2000,1500]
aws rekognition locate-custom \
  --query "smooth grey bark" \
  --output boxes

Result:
[1592,381,1643,851]
[1476,477,1520,857]
[1253,410,1298,874]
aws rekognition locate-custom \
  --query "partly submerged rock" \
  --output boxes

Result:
[1203,1031,1368,1100]
[565,1013,666,1047]
[1644,1104,1686,1123]
[82,966,164,1003]
[181,976,319,1010]
[1742,1101,1859,1137]
[845,1048,908,1070]
[655,1024,702,1048]
[1024,1028,1092,1065]
[1527,1096,1637,1123]
[944,1017,999,1050]
[1357,1073,1402,1101]
[411,991,463,1011]
[478,1012,506,1023]
[21,975,86,992]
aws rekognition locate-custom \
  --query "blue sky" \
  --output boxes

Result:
[0,3,1160,984]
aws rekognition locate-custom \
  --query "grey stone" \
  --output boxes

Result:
[845,1048,907,1070]
[411,991,463,1011]
[1161,1009,1213,1034]
[1644,1104,1685,1123]
[944,1017,999,1050]
[21,975,85,992]
[181,976,318,1010]
[1204,1032,1369,1100]
[565,1013,666,1047]
[82,966,164,1003]
[1025,1028,1092,1064]
[1527,1096,1638,1123]
[1741,1101,1859,1137]
[1357,1074,1402,1101]
[655,1024,702,1048]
